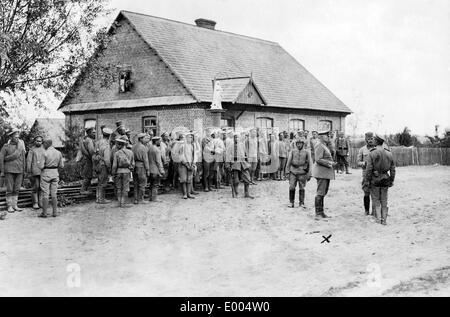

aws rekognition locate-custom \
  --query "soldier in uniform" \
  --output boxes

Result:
[132,133,150,204]
[245,128,258,184]
[278,132,288,181]
[311,130,337,220]
[202,129,216,192]
[0,128,26,213]
[27,135,45,209]
[357,132,375,215]
[37,139,64,218]
[309,131,319,163]
[125,129,133,149]
[112,136,135,208]
[365,135,396,225]
[225,133,254,199]
[335,131,351,174]
[148,136,165,202]
[177,133,196,199]
[94,127,113,204]
[286,139,311,208]
[110,121,126,147]
[79,127,96,195]
[213,130,225,190]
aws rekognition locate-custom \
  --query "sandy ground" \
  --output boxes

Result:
[0,165,449,297]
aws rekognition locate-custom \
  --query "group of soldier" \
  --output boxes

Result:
[1,121,395,225]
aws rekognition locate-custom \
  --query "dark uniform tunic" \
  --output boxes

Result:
[0,141,26,198]
[112,148,135,195]
[80,136,95,191]
[286,148,310,191]
[27,146,45,195]
[132,142,150,200]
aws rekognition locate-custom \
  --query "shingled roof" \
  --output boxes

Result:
[119,11,351,114]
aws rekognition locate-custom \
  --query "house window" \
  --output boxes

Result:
[119,67,132,93]
[84,119,96,133]
[319,120,332,132]
[143,116,157,135]
[256,117,273,129]
[289,119,305,131]
[221,118,233,128]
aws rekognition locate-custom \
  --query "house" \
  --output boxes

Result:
[58,11,352,139]
[30,118,65,149]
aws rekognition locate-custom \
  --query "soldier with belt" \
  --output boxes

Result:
[225,133,254,199]
[79,127,96,195]
[132,133,150,204]
[202,129,216,192]
[286,139,311,208]
[335,131,351,174]
[148,136,165,202]
[94,127,113,204]
[38,139,64,218]
[112,136,135,208]
[311,130,337,220]
[27,135,45,209]
[357,132,375,215]
[0,128,26,214]
[177,133,196,199]
[365,134,396,225]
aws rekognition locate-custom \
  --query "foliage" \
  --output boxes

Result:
[62,123,84,161]
[0,0,113,112]
[58,160,82,183]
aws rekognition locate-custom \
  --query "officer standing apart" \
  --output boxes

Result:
[112,136,135,208]
[0,128,26,214]
[311,130,337,220]
[335,131,351,174]
[357,132,375,215]
[94,127,113,204]
[286,139,311,209]
[38,139,64,218]
[80,127,96,195]
[132,133,150,204]
[27,135,45,209]
[365,134,396,225]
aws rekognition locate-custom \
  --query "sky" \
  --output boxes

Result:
[30,0,450,136]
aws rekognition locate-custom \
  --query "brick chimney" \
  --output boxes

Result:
[195,18,216,30]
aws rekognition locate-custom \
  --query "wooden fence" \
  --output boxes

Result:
[348,147,450,168]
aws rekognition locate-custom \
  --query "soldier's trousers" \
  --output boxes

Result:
[30,175,41,194]
[80,158,93,191]
[149,174,159,200]
[5,173,23,198]
[232,169,251,185]
[316,178,330,197]
[133,166,147,198]
[203,161,215,186]
[98,166,109,189]
[370,186,388,209]
[289,173,307,191]
[40,174,59,200]
[115,173,130,194]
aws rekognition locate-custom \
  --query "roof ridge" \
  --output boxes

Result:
[120,10,280,46]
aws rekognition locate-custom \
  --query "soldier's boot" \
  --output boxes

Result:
[381,207,388,225]
[187,183,196,199]
[117,190,123,207]
[364,196,370,215]
[51,197,59,217]
[374,206,382,223]
[314,196,322,220]
[95,187,100,203]
[38,192,42,208]
[208,178,216,192]
[244,184,254,199]
[299,189,306,209]
[6,197,14,213]
[38,198,49,218]
[288,189,295,208]
[151,187,160,202]
[182,183,188,199]
[98,188,111,204]
[0,211,6,220]
[121,192,132,208]
[32,193,40,210]
[234,183,239,197]
[345,165,351,174]
[320,196,330,218]
[140,190,150,204]
[12,195,23,212]
[134,187,139,204]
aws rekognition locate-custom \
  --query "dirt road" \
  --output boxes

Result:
[1,166,449,296]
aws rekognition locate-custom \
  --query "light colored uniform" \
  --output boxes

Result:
[38,146,64,200]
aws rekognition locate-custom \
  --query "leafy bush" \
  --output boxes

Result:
[58,160,83,184]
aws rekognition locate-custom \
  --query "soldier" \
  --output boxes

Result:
[365,135,396,225]
[178,133,196,199]
[112,136,135,208]
[278,132,288,181]
[79,127,96,195]
[311,130,337,220]
[37,139,64,218]
[125,129,133,149]
[335,131,351,174]
[202,129,216,192]
[286,139,311,208]
[0,128,26,214]
[357,132,375,215]
[93,127,113,204]
[148,136,165,202]
[110,121,125,147]
[214,130,225,190]
[309,130,319,162]
[225,133,254,199]
[27,135,45,209]
[245,128,258,184]
[132,133,150,204]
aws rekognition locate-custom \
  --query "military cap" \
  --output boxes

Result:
[102,128,113,135]
[374,134,385,144]
[115,136,128,144]
[115,121,123,127]
[317,129,330,135]
[365,132,374,138]
[7,128,20,136]
[33,135,44,141]
[137,132,147,139]
[161,132,169,137]
[85,126,95,133]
